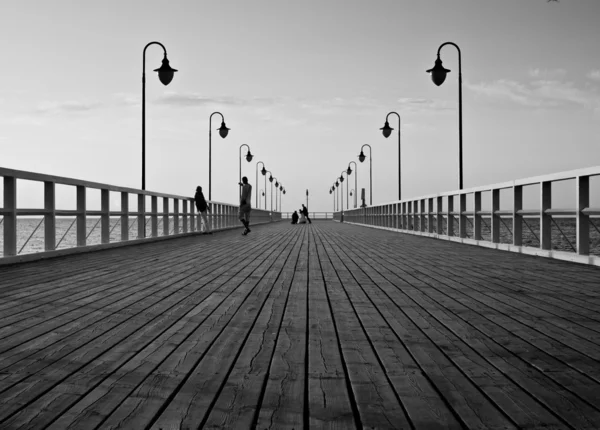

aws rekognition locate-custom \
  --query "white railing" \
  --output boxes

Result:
[0,167,280,264]
[335,166,600,266]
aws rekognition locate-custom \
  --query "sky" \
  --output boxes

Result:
[1,0,599,213]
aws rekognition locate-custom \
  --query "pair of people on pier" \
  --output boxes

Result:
[194,177,252,236]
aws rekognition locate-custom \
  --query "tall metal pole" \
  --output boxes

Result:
[239,144,251,198]
[384,112,401,200]
[360,144,373,206]
[208,111,225,201]
[256,161,265,208]
[436,42,463,189]
[142,41,169,191]
[348,161,357,208]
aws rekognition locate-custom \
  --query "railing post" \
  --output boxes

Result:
[163,197,169,236]
[459,194,467,238]
[101,189,109,244]
[3,176,17,256]
[151,196,158,238]
[577,176,590,255]
[138,194,145,239]
[182,200,188,233]
[541,181,552,250]
[76,185,86,247]
[428,198,433,233]
[491,189,500,243]
[436,196,442,235]
[406,201,412,230]
[513,185,523,247]
[121,192,129,242]
[447,196,454,237]
[420,199,426,232]
[44,181,56,251]
[474,191,482,240]
[173,199,179,234]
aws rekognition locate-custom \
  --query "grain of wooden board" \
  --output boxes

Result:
[0,221,599,429]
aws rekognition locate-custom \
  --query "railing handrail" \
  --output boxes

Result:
[366,165,600,207]
[0,166,233,205]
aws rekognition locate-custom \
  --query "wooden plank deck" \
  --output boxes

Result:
[0,220,599,429]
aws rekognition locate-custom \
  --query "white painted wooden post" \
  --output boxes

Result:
[474,191,482,240]
[138,194,145,239]
[163,197,169,236]
[3,176,17,256]
[491,188,500,243]
[396,203,400,229]
[436,196,442,235]
[151,196,158,238]
[428,198,433,233]
[121,192,129,242]
[189,199,196,232]
[182,200,188,233]
[76,185,86,247]
[44,181,56,251]
[420,200,426,232]
[406,202,412,229]
[459,194,467,238]
[101,189,109,244]
[577,176,589,255]
[541,181,552,250]
[447,196,454,237]
[173,199,179,234]
[513,185,523,246]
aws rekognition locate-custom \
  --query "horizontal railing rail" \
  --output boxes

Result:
[280,212,334,220]
[334,165,600,266]
[1,166,281,262]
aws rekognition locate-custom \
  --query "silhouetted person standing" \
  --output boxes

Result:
[301,204,311,224]
[194,186,212,234]
[291,210,299,224]
[239,176,252,235]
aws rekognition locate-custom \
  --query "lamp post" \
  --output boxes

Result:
[335,181,340,211]
[330,188,335,212]
[268,172,274,212]
[427,41,463,189]
[358,144,372,206]
[259,189,265,209]
[142,41,177,191]
[273,178,279,212]
[239,144,253,198]
[256,161,266,208]
[208,112,229,200]
[279,185,284,212]
[381,112,401,200]
[339,171,347,212]
[347,161,358,208]
[349,189,355,209]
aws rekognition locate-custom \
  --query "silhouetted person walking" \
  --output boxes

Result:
[301,204,311,224]
[239,176,252,235]
[194,186,212,234]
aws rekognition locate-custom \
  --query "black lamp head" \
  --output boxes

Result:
[426,55,451,86]
[380,120,393,138]
[350,190,353,196]
[245,151,253,162]
[339,175,344,183]
[279,185,283,191]
[269,175,273,183]
[218,121,230,138]
[283,190,286,194]
[358,151,366,163]
[275,181,279,187]
[346,166,352,175]
[154,55,177,85]
[261,166,267,175]
[335,181,339,187]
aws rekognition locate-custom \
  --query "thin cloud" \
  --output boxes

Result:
[155,92,281,107]
[587,70,600,81]
[528,68,566,79]
[467,78,600,111]
[396,97,456,111]
[35,100,102,114]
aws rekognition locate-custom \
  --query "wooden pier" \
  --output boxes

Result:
[0,221,599,429]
